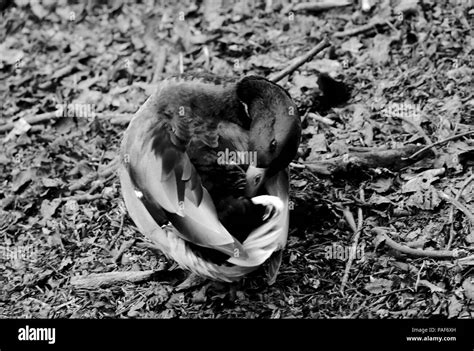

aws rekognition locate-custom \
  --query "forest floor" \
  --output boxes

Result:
[0,0,473,318]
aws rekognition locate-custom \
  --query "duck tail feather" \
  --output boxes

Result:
[265,250,283,285]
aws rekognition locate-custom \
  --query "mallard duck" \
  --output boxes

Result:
[119,74,301,283]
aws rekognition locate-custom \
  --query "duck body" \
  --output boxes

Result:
[119,74,301,282]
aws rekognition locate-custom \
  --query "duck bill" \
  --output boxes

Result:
[245,165,268,197]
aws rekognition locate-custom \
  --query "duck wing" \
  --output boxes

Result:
[121,91,247,259]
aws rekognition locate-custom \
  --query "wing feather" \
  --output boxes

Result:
[121,95,247,258]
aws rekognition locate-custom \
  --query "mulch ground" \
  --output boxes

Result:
[0,0,473,318]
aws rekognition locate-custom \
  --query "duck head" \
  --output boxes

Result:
[236,76,301,196]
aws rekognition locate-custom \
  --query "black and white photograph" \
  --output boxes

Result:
[0,0,473,348]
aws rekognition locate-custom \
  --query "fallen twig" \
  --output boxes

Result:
[98,157,120,178]
[438,191,474,225]
[304,144,431,176]
[342,208,357,233]
[114,239,136,264]
[107,212,127,251]
[392,114,433,147]
[357,190,364,231]
[60,193,104,203]
[70,270,158,289]
[269,37,331,83]
[447,174,474,249]
[67,158,119,193]
[307,112,335,126]
[69,173,97,192]
[290,162,307,169]
[373,228,462,259]
[333,19,387,38]
[0,112,134,133]
[414,260,426,291]
[152,46,167,84]
[340,189,364,293]
[407,130,474,160]
[110,114,133,125]
[384,20,400,37]
[458,254,474,266]
[0,112,57,133]
[288,0,351,13]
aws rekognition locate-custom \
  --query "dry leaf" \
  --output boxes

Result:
[406,188,441,210]
[341,37,363,55]
[401,168,445,193]
[394,0,419,15]
[308,134,328,158]
[40,199,61,220]
[11,169,35,193]
[447,295,463,318]
[418,280,445,293]
[30,1,49,18]
[369,178,394,194]
[369,34,391,65]
[365,278,393,294]
[462,277,474,301]
[306,59,342,77]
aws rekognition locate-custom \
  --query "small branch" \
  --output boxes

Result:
[407,130,474,160]
[414,260,426,291]
[307,112,335,126]
[0,112,134,133]
[98,157,120,178]
[289,0,352,13]
[304,144,431,176]
[152,46,167,84]
[438,191,474,225]
[384,20,401,37]
[69,173,97,192]
[114,239,136,264]
[0,112,57,133]
[392,114,433,147]
[110,114,133,125]
[269,37,331,83]
[373,228,461,259]
[458,254,474,266]
[456,174,474,202]
[357,188,364,231]
[143,23,168,83]
[290,162,307,169]
[108,214,126,251]
[447,174,474,249]
[342,208,357,233]
[70,270,157,289]
[333,19,387,38]
[340,189,364,293]
[60,193,104,203]
[67,159,119,193]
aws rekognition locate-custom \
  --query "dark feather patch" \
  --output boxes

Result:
[216,196,267,244]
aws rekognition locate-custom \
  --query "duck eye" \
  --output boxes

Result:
[270,139,277,152]
[254,174,262,185]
